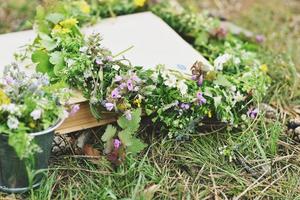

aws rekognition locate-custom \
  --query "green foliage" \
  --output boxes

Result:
[102,125,117,142]
[117,108,141,132]
[8,130,40,159]
[31,50,53,75]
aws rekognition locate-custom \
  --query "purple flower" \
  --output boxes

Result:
[4,76,14,85]
[95,58,103,65]
[131,74,141,82]
[255,35,265,43]
[111,88,121,99]
[105,102,114,111]
[197,92,206,105]
[119,82,127,90]
[125,110,132,120]
[70,104,80,116]
[191,75,197,80]
[180,103,190,110]
[127,79,134,91]
[114,75,122,82]
[113,139,121,149]
[105,56,113,62]
[198,75,204,86]
[247,107,259,119]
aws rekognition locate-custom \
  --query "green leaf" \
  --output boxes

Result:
[102,125,117,142]
[118,129,133,146]
[39,33,57,51]
[31,50,53,75]
[214,74,233,88]
[127,138,147,155]
[46,13,65,24]
[89,104,102,119]
[195,31,209,46]
[50,51,65,76]
[8,131,40,159]
[49,51,64,66]
[35,6,50,34]
[117,108,141,132]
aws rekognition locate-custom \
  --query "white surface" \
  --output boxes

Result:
[0,12,212,75]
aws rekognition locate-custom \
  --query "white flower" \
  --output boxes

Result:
[30,109,43,120]
[233,91,245,102]
[177,80,188,96]
[214,53,232,71]
[230,86,237,92]
[165,74,177,88]
[79,46,88,53]
[213,96,222,107]
[112,64,120,71]
[83,70,92,79]
[66,59,75,67]
[151,72,159,82]
[2,104,20,115]
[233,57,241,65]
[7,116,19,129]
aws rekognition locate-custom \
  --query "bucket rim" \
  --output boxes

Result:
[29,118,65,137]
[0,118,65,138]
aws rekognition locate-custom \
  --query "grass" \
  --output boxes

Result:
[1,0,300,199]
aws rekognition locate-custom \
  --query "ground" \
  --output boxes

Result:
[0,0,300,199]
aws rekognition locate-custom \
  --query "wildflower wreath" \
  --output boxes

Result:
[12,0,270,162]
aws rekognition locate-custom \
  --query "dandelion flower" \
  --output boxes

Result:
[60,18,78,28]
[134,0,146,7]
[0,89,10,105]
[76,1,90,14]
[260,64,268,73]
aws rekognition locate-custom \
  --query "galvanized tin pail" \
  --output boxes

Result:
[0,119,64,193]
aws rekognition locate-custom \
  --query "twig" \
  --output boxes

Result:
[113,45,134,58]
[254,172,286,200]
[210,167,220,200]
[234,170,269,200]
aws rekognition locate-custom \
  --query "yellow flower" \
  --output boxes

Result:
[52,24,71,35]
[208,110,212,118]
[134,0,146,7]
[60,18,78,28]
[29,122,36,129]
[260,64,269,73]
[117,102,129,112]
[133,98,142,108]
[0,89,10,105]
[77,1,91,14]
[206,71,217,81]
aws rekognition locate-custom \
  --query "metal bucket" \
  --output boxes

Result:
[0,119,64,193]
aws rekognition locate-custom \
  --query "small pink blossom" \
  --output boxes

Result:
[247,107,259,119]
[180,103,190,110]
[198,75,204,86]
[119,83,127,90]
[105,102,114,111]
[127,79,134,91]
[125,110,132,120]
[114,75,122,82]
[113,139,121,149]
[197,92,206,105]
[70,104,80,116]
[255,35,265,43]
[111,88,121,99]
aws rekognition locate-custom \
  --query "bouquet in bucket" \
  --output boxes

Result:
[0,63,73,159]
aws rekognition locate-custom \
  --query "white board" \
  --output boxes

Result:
[0,12,212,75]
